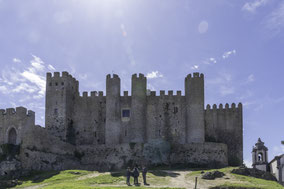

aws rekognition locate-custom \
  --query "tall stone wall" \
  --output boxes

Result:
[204,103,243,165]
[73,91,106,145]
[146,91,186,144]
[45,72,79,142]
[105,74,121,144]
[130,73,147,143]
[185,73,205,143]
[0,107,35,145]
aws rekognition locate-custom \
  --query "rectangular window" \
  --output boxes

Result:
[122,109,130,117]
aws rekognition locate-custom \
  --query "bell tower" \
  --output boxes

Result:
[252,138,268,171]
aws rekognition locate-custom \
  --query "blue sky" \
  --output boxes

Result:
[0,0,284,166]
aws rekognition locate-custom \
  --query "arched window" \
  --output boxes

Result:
[8,128,17,145]
[258,153,263,161]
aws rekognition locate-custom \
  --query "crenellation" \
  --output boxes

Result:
[6,108,15,115]
[83,91,88,98]
[98,91,104,96]
[225,103,229,109]
[150,91,156,96]
[176,90,182,96]
[206,104,210,110]
[0,71,243,171]
[16,107,27,116]
[54,72,60,77]
[123,91,128,96]
[91,91,97,97]
[62,71,69,77]
[46,72,52,79]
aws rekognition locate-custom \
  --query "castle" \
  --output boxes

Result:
[0,72,243,174]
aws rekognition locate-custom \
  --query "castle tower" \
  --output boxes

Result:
[130,73,147,143]
[252,138,268,171]
[45,72,79,143]
[105,74,121,145]
[185,72,205,143]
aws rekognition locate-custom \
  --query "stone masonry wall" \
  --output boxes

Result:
[204,103,243,166]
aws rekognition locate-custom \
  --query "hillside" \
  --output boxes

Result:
[3,167,284,189]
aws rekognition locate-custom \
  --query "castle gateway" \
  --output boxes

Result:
[0,72,243,172]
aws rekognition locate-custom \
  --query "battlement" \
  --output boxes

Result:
[80,91,105,98]
[106,74,120,79]
[205,103,242,111]
[147,90,182,97]
[132,73,146,79]
[185,72,204,80]
[0,107,35,118]
[47,71,78,82]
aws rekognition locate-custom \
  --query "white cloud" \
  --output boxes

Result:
[204,58,217,64]
[242,0,268,13]
[0,55,55,99]
[48,64,56,71]
[247,74,255,82]
[244,159,252,168]
[13,58,21,63]
[191,65,199,70]
[222,50,236,59]
[0,85,8,94]
[265,2,284,36]
[146,71,163,79]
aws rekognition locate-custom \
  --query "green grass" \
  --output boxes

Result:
[186,166,235,177]
[14,170,177,189]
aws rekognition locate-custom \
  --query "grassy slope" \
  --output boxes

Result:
[11,167,284,189]
[187,167,284,189]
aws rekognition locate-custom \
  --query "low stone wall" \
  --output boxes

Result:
[77,140,228,170]
[11,139,228,171]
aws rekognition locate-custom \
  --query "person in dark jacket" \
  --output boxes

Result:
[142,165,149,185]
[132,164,140,185]
[126,167,132,186]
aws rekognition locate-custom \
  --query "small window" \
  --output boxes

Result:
[49,82,52,86]
[122,109,130,117]
[54,108,58,115]
[173,107,178,114]
[158,130,161,136]
[55,82,58,86]
[61,82,64,86]
[94,131,97,138]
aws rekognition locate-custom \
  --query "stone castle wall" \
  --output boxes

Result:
[0,71,243,174]
[204,103,243,165]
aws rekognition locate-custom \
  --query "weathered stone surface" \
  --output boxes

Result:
[0,72,243,173]
[202,171,225,180]
[231,167,277,181]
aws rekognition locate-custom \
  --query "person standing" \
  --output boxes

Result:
[126,167,132,186]
[142,165,149,185]
[133,164,140,185]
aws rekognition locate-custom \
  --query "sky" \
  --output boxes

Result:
[0,0,284,167]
